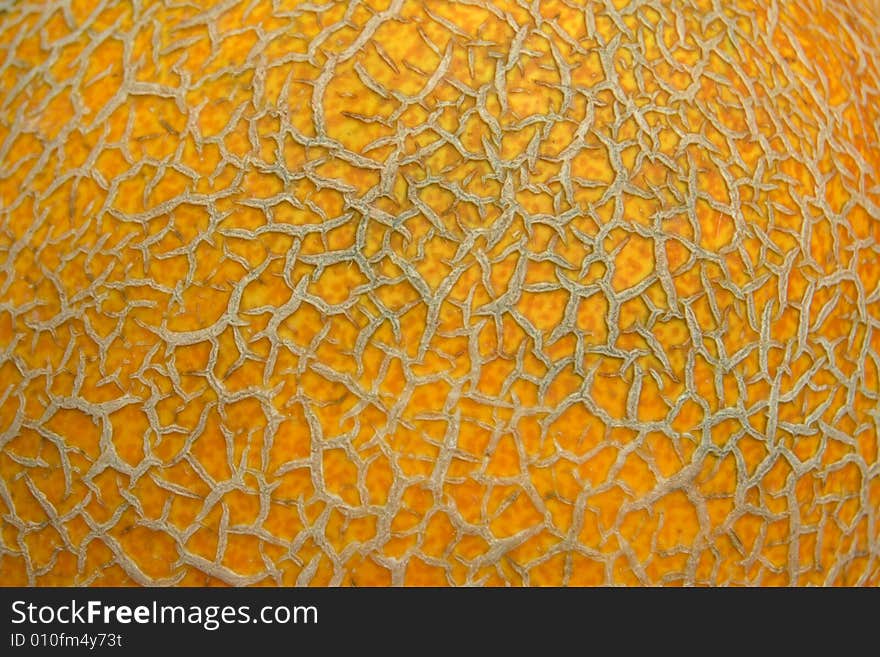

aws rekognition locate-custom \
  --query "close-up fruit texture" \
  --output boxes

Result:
[1,0,879,587]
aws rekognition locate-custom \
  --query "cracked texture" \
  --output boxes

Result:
[1,0,880,587]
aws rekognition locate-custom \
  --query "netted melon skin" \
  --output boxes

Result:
[1,0,879,586]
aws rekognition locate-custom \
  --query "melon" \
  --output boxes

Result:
[1,0,878,586]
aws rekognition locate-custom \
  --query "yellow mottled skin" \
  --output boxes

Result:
[1,0,879,586]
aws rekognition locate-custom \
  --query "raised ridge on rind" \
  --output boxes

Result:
[0,0,878,586]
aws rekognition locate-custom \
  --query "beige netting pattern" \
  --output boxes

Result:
[0,0,879,585]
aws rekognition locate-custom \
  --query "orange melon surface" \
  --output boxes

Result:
[1,0,879,586]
